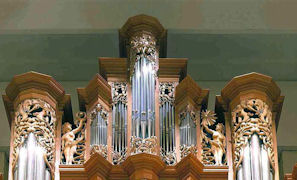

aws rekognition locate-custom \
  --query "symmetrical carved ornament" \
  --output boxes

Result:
[129,33,158,77]
[89,104,108,125]
[12,99,56,171]
[159,82,176,105]
[201,110,226,166]
[111,82,128,105]
[91,144,108,159]
[160,148,177,165]
[232,99,274,170]
[179,104,199,126]
[61,112,87,165]
[112,149,127,165]
[130,136,157,155]
[180,144,197,159]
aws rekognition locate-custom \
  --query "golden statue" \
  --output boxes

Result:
[61,112,86,165]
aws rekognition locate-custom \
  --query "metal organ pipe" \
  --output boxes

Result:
[14,133,50,180]
[111,82,128,164]
[132,57,156,138]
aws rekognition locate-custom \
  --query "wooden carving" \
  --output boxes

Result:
[201,110,226,166]
[61,112,87,165]
[12,99,56,172]
[232,99,274,170]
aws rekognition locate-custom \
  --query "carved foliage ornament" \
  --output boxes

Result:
[112,82,128,105]
[179,104,199,126]
[201,110,226,166]
[160,148,176,165]
[232,99,274,169]
[130,34,158,77]
[130,136,157,155]
[13,99,56,170]
[89,104,108,125]
[112,149,127,165]
[159,82,176,105]
[91,144,108,159]
[180,144,197,159]
[61,112,87,165]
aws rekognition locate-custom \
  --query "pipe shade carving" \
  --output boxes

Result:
[232,99,274,179]
[201,110,226,166]
[61,112,87,165]
[13,99,56,180]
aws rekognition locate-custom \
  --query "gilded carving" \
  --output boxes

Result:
[61,112,87,165]
[91,144,108,159]
[111,82,128,105]
[201,110,226,166]
[232,99,274,170]
[159,82,176,105]
[90,104,108,125]
[160,148,176,165]
[130,33,158,77]
[179,104,199,126]
[12,99,56,171]
[180,144,197,159]
[112,149,127,165]
[130,136,157,155]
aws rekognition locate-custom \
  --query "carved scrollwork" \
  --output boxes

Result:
[232,99,274,170]
[160,148,177,165]
[201,110,226,166]
[180,144,197,159]
[61,112,87,165]
[91,144,108,159]
[159,82,176,105]
[112,149,127,165]
[130,34,158,77]
[12,99,56,171]
[130,136,157,155]
[111,82,128,105]
[90,104,108,125]
[179,104,199,126]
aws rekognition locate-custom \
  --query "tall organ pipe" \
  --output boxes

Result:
[14,133,50,180]
[111,82,128,164]
[180,110,196,146]
[159,82,176,155]
[132,57,155,138]
[90,109,108,146]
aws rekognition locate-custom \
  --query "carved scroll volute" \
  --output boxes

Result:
[2,71,71,180]
[175,76,209,162]
[216,72,284,180]
[77,74,112,162]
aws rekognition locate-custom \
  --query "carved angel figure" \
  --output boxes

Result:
[61,112,86,165]
[201,110,225,166]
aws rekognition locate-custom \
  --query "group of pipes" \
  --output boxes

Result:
[160,101,175,153]
[237,134,273,180]
[112,101,127,153]
[132,57,155,138]
[91,113,108,146]
[14,133,51,180]
[180,112,197,146]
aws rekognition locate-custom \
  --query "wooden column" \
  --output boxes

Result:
[215,72,284,180]
[2,71,72,180]
[175,75,209,162]
[77,74,112,163]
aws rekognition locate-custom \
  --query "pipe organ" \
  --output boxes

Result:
[3,15,284,180]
